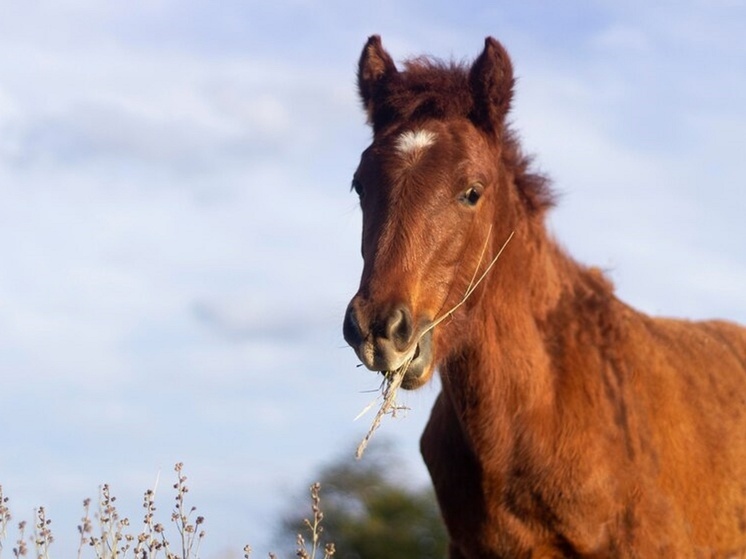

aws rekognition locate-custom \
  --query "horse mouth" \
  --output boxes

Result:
[343,304,436,389]
[398,330,433,390]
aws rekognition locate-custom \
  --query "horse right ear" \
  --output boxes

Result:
[358,35,398,124]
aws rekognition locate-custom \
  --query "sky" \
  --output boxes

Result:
[0,1,745,556]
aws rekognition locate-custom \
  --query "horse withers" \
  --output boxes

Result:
[343,35,746,558]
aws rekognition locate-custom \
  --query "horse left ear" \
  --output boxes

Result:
[358,35,398,124]
[469,37,515,132]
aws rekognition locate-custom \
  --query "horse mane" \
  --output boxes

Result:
[373,55,556,214]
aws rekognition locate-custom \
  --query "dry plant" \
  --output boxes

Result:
[12,520,27,559]
[1,463,207,559]
[244,483,335,559]
[294,483,335,559]
[2,467,334,559]
[32,507,53,559]
[0,486,10,555]
[355,229,515,459]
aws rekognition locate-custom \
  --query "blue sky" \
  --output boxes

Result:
[1,1,745,556]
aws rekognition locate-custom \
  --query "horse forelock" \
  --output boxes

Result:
[374,57,473,128]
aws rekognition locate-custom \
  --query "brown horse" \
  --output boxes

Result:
[342,35,746,558]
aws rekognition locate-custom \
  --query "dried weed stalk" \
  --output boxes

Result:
[355,229,515,459]
[0,486,11,556]
[295,484,335,559]
[12,520,27,558]
[77,498,93,559]
[86,483,135,559]
[171,462,205,559]
[32,507,53,559]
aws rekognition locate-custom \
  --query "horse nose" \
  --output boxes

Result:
[343,301,417,371]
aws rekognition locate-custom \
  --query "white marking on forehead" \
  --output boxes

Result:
[395,129,437,156]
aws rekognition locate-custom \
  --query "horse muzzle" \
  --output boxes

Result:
[343,301,435,389]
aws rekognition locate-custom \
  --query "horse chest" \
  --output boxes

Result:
[424,395,621,556]
[499,457,617,554]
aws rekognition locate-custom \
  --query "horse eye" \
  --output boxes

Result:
[460,184,483,206]
[351,178,364,196]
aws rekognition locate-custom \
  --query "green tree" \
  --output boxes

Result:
[279,442,447,559]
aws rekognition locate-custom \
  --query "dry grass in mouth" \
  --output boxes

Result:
[354,359,412,460]
[354,229,515,459]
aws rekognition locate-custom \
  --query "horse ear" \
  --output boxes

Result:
[469,37,514,133]
[358,35,398,123]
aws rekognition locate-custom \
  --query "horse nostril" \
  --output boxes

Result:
[343,304,364,348]
[344,302,416,361]
[384,305,414,349]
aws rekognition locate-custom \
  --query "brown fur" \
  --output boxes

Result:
[345,35,746,558]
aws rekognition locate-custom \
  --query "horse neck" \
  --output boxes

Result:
[440,215,578,449]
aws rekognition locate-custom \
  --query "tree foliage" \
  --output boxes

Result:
[279,442,447,559]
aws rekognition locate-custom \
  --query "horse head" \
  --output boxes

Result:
[343,36,546,389]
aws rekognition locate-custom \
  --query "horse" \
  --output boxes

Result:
[342,35,746,558]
